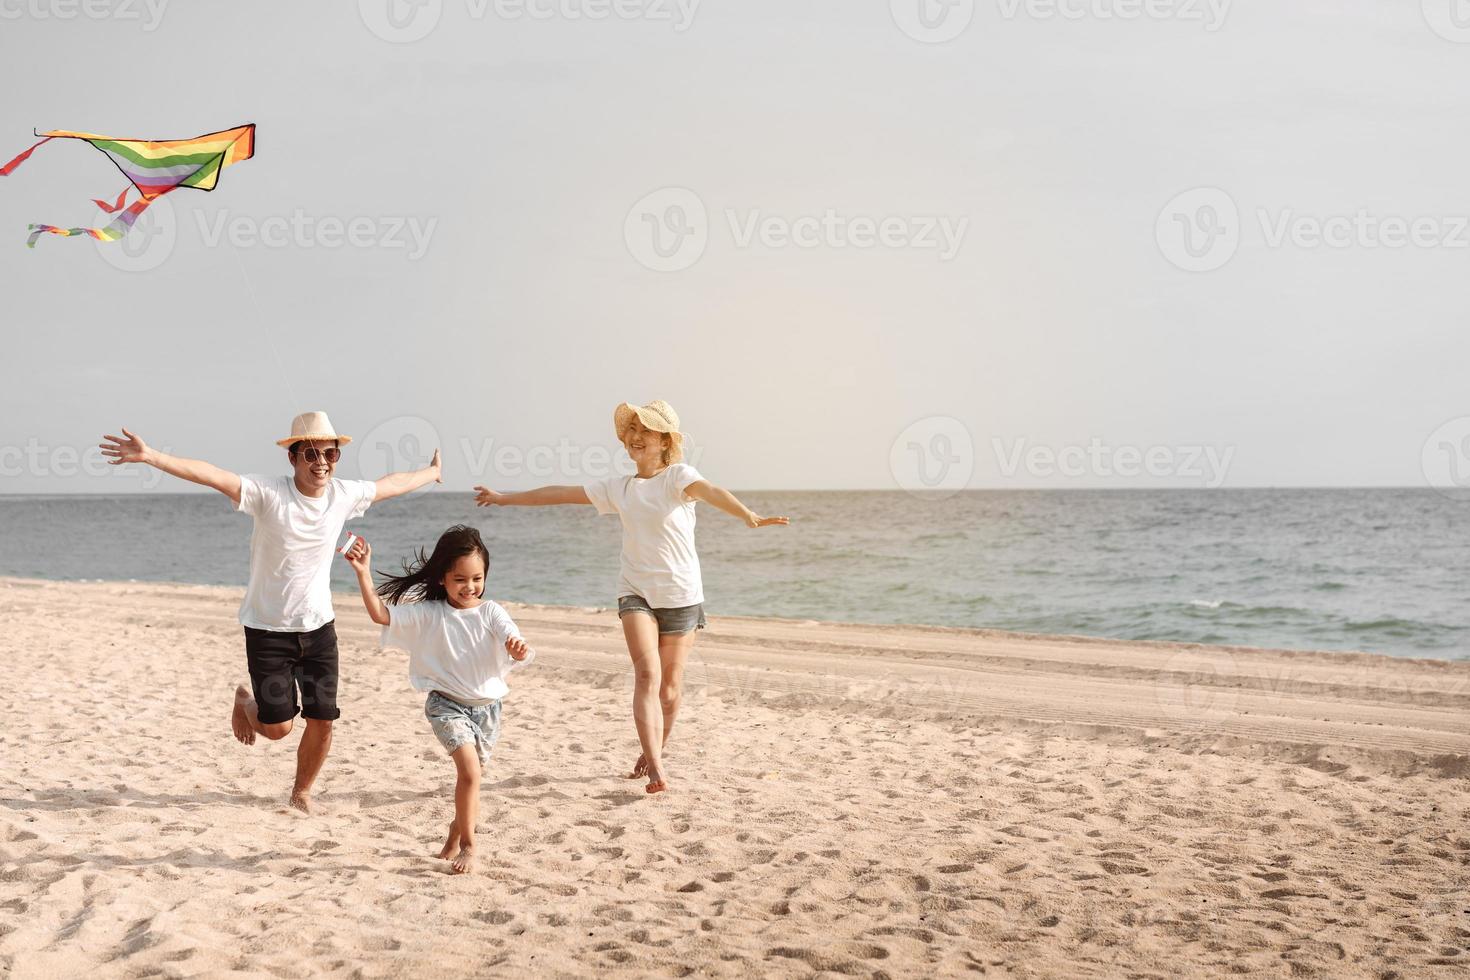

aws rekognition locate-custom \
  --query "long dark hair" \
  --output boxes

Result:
[376,525,491,605]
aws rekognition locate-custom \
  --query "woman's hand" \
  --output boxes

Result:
[506,636,531,661]
[345,536,372,573]
[100,427,152,466]
[744,512,790,529]
[473,486,506,507]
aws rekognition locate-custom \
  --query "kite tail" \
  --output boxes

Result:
[25,195,153,248]
[0,136,54,176]
[93,186,130,213]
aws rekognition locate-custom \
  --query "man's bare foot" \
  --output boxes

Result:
[646,767,669,794]
[437,823,461,860]
[628,753,650,779]
[450,845,475,874]
[289,791,312,814]
[232,685,257,746]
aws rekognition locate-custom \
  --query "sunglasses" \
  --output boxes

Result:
[293,446,341,463]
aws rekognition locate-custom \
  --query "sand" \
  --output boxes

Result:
[1,576,1467,978]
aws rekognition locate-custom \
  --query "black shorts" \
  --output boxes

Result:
[243,621,341,725]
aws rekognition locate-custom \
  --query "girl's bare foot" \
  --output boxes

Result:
[450,846,475,874]
[437,823,461,860]
[628,753,649,779]
[232,685,257,745]
[646,767,669,794]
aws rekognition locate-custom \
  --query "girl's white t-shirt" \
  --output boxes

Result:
[235,474,376,632]
[379,598,532,704]
[584,463,705,608]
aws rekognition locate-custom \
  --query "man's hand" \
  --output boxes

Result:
[100,428,152,466]
[474,486,506,507]
[506,636,530,661]
[430,448,442,483]
[345,536,372,574]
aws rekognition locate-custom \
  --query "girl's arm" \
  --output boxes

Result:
[685,481,790,528]
[100,428,243,505]
[344,538,391,626]
[474,485,591,507]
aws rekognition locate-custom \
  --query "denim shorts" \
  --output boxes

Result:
[425,691,502,769]
[243,621,340,725]
[618,594,707,635]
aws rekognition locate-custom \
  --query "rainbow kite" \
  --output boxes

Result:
[0,124,255,247]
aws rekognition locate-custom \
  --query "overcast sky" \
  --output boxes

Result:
[2,0,1468,492]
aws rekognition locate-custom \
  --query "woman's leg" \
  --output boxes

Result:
[656,629,695,749]
[622,611,668,792]
[448,744,480,873]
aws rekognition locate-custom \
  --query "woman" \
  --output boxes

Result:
[474,400,788,794]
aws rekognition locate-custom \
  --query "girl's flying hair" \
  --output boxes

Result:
[376,524,491,605]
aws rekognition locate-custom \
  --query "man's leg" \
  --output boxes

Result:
[237,628,299,746]
[291,718,332,813]
[292,622,341,813]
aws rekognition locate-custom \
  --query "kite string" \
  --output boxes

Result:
[229,242,302,411]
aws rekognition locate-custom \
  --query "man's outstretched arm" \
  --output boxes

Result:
[373,448,442,503]
[100,428,242,505]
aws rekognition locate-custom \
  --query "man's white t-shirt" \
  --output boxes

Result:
[235,475,376,632]
[584,463,704,608]
[379,599,532,704]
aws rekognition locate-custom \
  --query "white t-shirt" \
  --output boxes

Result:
[379,599,532,704]
[584,463,705,608]
[235,474,376,632]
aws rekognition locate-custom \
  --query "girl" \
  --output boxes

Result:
[474,400,787,795]
[345,525,532,874]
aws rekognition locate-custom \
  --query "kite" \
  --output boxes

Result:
[0,124,255,247]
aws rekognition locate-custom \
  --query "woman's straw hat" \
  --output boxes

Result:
[614,400,684,463]
[276,411,352,448]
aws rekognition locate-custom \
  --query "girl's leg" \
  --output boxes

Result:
[448,744,480,873]
[622,612,668,793]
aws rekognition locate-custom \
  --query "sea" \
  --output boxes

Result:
[0,489,1464,660]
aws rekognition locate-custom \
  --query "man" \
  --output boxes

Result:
[100,411,441,812]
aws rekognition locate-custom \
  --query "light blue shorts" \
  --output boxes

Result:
[425,691,502,769]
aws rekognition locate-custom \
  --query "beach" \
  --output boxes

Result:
[1,575,1467,978]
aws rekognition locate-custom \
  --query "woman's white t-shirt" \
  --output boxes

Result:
[235,474,376,632]
[584,463,705,608]
[379,599,532,704]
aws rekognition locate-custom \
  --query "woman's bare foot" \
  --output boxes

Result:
[628,753,650,779]
[450,845,475,874]
[289,791,312,814]
[437,823,461,860]
[232,685,257,746]
[646,767,669,794]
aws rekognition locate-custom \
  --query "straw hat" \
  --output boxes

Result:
[614,400,684,463]
[275,411,352,448]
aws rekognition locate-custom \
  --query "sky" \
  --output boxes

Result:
[2,0,1469,492]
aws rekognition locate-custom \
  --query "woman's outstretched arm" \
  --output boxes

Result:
[474,485,591,507]
[684,481,789,528]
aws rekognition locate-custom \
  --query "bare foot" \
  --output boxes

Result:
[450,845,475,874]
[628,753,649,779]
[289,791,312,814]
[646,767,669,795]
[232,685,257,746]
[437,823,461,860]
